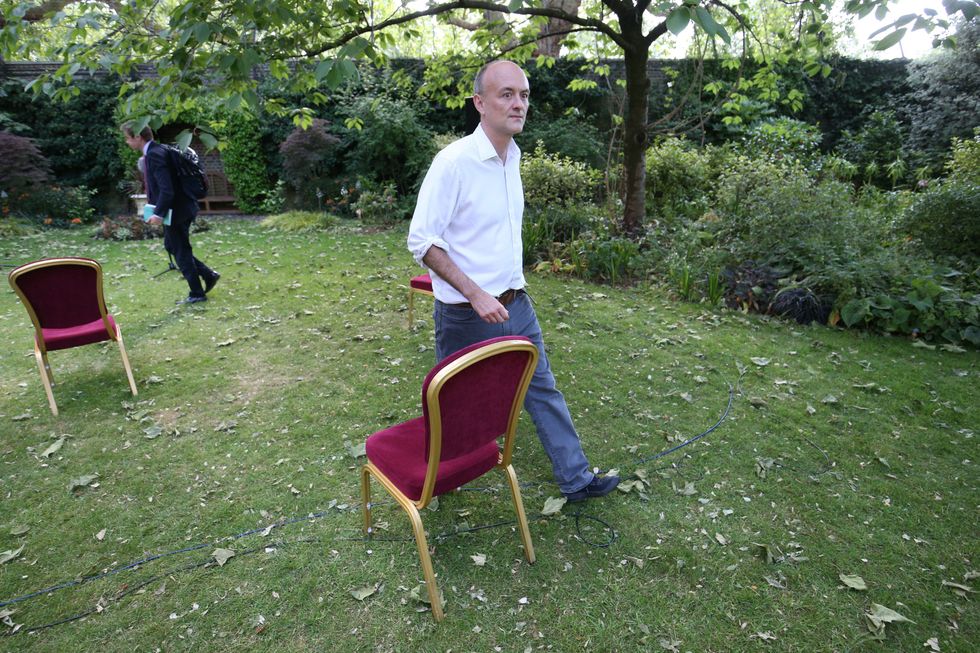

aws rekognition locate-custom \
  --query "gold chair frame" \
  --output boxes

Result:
[360,338,539,621]
[8,257,138,416]
[407,278,433,328]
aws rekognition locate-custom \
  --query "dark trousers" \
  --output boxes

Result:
[164,219,213,297]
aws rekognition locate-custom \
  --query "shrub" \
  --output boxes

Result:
[520,142,602,209]
[353,182,400,226]
[279,119,341,208]
[900,132,980,262]
[644,137,716,221]
[339,95,435,196]
[0,132,51,192]
[835,110,907,188]
[519,113,605,167]
[742,118,822,166]
[260,210,338,232]
[219,111,272,213]
[565,232,641,284]
[9,185,96,228]
[523,204,601,265]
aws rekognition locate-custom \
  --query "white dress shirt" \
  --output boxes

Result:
[408,125,526,304]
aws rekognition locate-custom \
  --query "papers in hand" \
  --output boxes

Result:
[142,203,172,226]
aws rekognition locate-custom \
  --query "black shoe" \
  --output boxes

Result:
[178,295,207,305]
[204,272,220,294]
[563,473,620,503]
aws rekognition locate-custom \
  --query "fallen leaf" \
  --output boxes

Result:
[68,473,99,493]
[821,395,839,404]
[216,339,236,347]
[409,583,446,610]
[95,528,106,541]
[0,545,25,565]
[471,553,487,567]
[541,496,567,516]
[714,533,728,546]
[41,437,66,458]
[924,636,940,651]
[840,573,867,590]
[143,425,163,439]
[212,548,236,566]
[865,603,915,639]
[941,580,974,597]
[9,525,29,536]
[750,357,770,366]
[345,440,366,458]
[351,585,377,601]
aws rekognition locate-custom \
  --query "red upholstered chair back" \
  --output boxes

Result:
[421,336,537,463]
[8,257,109,336]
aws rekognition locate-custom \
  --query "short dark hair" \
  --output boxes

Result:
[121,122,154,141]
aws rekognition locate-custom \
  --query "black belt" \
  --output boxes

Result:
[452,288,524,309]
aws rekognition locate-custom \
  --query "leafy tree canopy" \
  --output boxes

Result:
[1,0,975,232]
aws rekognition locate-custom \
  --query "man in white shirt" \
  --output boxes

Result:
[407,60,619,502]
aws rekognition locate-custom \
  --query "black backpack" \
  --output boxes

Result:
[165,145,209,200]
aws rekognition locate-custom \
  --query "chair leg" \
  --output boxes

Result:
[33,344,58,416]
[407,288,415,328]
[401,499,445,621]
[114,327,138,396]
[361,466,373,537]
[502,464,535,564]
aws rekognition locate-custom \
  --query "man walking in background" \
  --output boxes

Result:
[122,123,219,304]
[407,60,619,502]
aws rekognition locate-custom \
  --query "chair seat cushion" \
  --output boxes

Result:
[410,274,433,292]
[366,417,500,501]
[41,315,116,351]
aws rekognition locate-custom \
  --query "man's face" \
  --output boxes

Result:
[474,62,530,140]
[123,132,144,152]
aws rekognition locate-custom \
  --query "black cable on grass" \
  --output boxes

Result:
[0,511,332,610]
[3,538,319,636]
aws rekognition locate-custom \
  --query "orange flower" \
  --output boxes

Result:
[71,218,82,224]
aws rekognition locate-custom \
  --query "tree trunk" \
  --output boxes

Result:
[620,33,649,236]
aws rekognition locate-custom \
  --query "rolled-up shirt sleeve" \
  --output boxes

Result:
[408,150,458,266]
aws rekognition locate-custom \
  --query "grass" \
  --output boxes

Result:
[0,219,977,652]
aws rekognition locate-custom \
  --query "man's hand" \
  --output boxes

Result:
[148,215,164,226]
[470,290,509,324]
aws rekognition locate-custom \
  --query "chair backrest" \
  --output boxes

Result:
[8,258,111,343]
[421,336,538,471]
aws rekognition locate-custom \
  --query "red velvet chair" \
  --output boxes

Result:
[361,336,539,621]
[407,273,433,327]
[7,257,138,416]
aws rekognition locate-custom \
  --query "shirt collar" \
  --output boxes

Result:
[142,141,153,156]
[474,124,520,163]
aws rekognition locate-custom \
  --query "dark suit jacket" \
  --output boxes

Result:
[145,141,199,225]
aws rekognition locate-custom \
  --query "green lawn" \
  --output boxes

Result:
[1,220,977,652]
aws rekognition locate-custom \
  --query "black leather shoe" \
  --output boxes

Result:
[178,295,208,305]
[563,473,620,503]
[204,272,220,294]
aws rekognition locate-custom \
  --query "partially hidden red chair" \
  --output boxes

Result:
[407,273,433,327]
[7,257,138,416]
[361,336,539,621]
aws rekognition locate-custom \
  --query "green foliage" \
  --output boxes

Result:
[337,94,435,196]
[839,268,980,344]
[0,78,126,211]
[742,118,822,165]
[8,185,96,228]
[945,129,980,183]
[520,142,602,209]
[522,204,600,265]
[644,137,717,219]
[0,131,52,191]
[519,113,605,167]
[835,110,907,187]
[904,19,980,165]
[565,232,641,284]
[260,210,338,232]
[218,110,272,213]
[901,181,980,261]
[352,182,400,225]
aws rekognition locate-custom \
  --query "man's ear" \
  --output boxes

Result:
[472,94,484,115]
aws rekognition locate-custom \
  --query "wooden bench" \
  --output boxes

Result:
[198,171,239,214]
